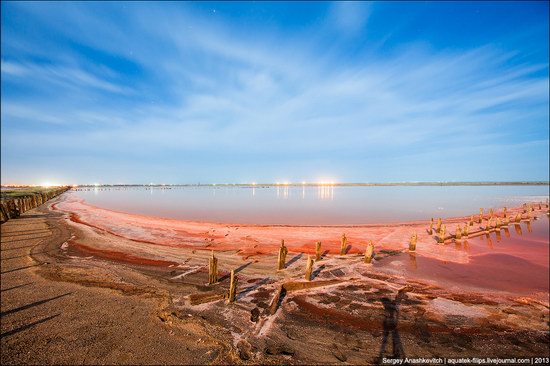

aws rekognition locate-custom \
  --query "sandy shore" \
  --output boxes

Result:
[2,193,549,364]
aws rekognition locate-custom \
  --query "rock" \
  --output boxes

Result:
[250,307,260,322]
[237,340,252,361]
[331,343,347,362]
[264,339,295,356]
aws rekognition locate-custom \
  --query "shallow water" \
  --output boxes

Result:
[73,185,549,225]
[378,217,549,296]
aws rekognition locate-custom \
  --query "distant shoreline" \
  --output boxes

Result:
[2,181,549,189]
[67,181,550,188]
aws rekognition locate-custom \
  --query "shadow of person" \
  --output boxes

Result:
[376,290,406,362]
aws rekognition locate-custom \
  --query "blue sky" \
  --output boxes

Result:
[1,1,549,185]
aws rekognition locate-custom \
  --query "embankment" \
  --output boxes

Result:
[0,186,70,223]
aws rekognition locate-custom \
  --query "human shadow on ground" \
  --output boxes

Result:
[376,290,406,362]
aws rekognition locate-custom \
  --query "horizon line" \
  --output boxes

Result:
[2,181,549,188]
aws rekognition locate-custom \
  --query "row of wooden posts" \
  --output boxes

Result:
[0,187,71,223]
[208,235,376,303]
[424,201,548,245]
[209,200,549,303]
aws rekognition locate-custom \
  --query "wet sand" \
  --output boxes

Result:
[2,193,549,364]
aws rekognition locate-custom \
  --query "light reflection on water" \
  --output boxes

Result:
[73,185,549,225]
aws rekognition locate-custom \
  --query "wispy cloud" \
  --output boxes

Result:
[1,1,548,184]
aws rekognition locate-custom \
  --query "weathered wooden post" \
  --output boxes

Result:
[340,233,347,256]
[409,233,417,252]
[365,240,375,262]
[546,198,549,208]
[455,227,462,240]
[436,218,442,233]
[502,217,509,227]
[479,208,483,223]
[305,256,314,281]
[503,207,507,218]
[428,218,434,235]
[227,270,237,303]
[515,213,522,223]
[208,251,218,285]
[469,215,474,226]
[496,218,501,229]
[315,241,322,261]
[463,223,469,238]
[438,225,446,244]
[538,203,542,210]
[277,240,288,270]
[489,208,494,220]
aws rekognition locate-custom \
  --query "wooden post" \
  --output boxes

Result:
[208,251,218,285]
[546,198,549,208]
[469,215,474,226]
[409,233,417,252]
[315,241,322,261]
[227,270,237,303]
[538,203,542,210]
[365,240,375,263]
[479,208,483,223]
[304,256,314,281]
[438,225,446,244]
[489,208,493,220]
[515,213,521,223]
[503,207,507,218]
[455,227,462,240]
[340,233,347,256]
[502,217,509,227]
[428,218,434,235]
[463,223,469,238]
[436,218,442,233]
[496,218,501,229]
[277,240,288,270]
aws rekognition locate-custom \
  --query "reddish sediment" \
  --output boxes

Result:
[54,194,547,262]
[54,193,549,299]
[68,240,180,268]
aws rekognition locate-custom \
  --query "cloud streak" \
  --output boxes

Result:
[1,1,548,184]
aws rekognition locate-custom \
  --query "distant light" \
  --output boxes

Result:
[302,181,306,185]
[94,183,100,187]
[252,182,257,186]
